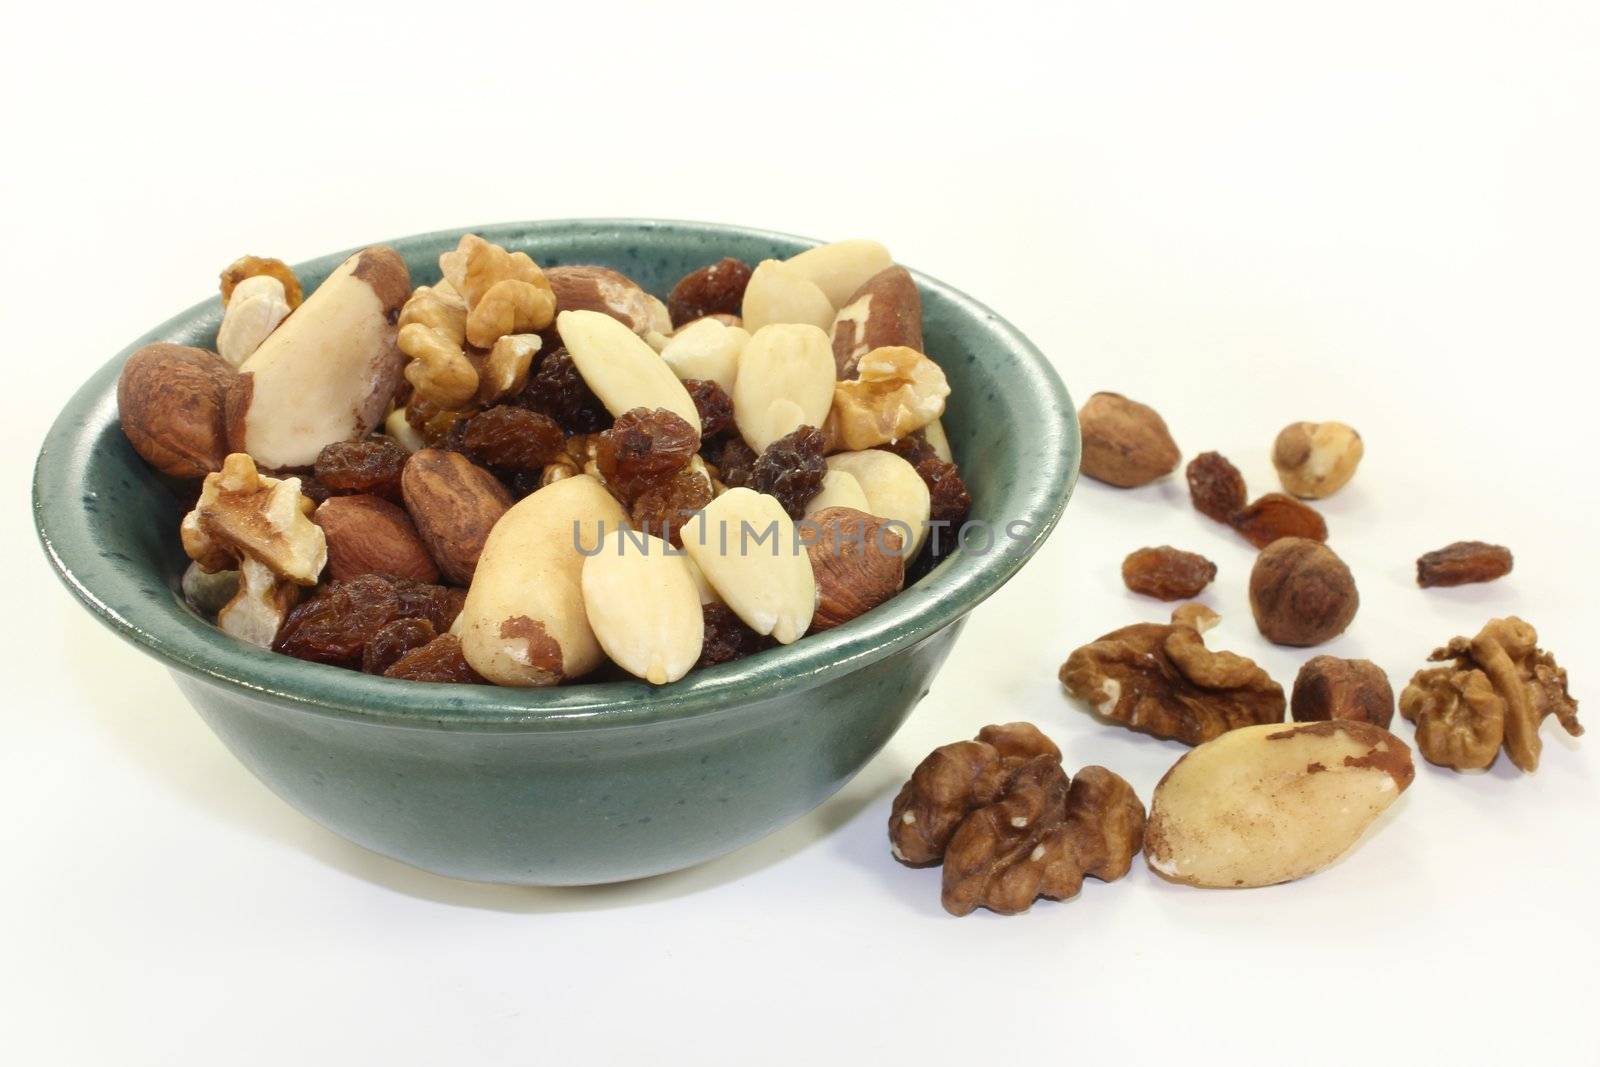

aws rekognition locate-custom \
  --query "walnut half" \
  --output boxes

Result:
[1399,617,1581,773]
[1059,604,1286,745]
[888,723,1145,917]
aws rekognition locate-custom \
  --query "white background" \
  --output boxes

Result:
[4,2,1597,1064]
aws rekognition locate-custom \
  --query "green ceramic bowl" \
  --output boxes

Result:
[34,219,1079,886]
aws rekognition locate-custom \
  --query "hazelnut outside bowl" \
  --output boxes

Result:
[33,220,1079,886]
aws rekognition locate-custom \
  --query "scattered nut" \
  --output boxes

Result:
[732,324,834,452]
[803,506,905,630]
[1060,604,1285,744]
[1399,616,1580,772]
[313,494,440,584]
[785,239,893,308]
[1186,451,1247,523]
[1273,421,1363,499]
[216,274,291,367]
[827,346,950,450]
[1292,657,1394,728]
[1416,541,1513,588]
[117,342,235,478]
[830,266,922,379]
[1230,492,1328,549]
[580,529,705,684]
[399,449,513,585]
[1144,720,1414,888]
[1120,546,1216,601]
[1248,537,1358,647]
[1078,392,1180,488]
[668,257,753,328]
[660,317,748,394]
[456,474,628,686]
[824,449,932,556]
[219,254,303,310]
[557,310,702,433]
[741,259,835,333]
[682,487,816,645]
[230,246,410,469]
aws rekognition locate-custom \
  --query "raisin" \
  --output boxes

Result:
[460,405,566,475]
[711,437,758,489]
[1121,546,1218,600]
[630,467,713,546]
[405,397,470,446]
[275,574,465,668]
[514,348,608,435]
[361,617,437,675]
[697,602,772,668]
[1231,493,1328,550]
[1187,451,1247,523]
[596,408,700,500]
[1416,541,1513,588]
[383,634,487,684]
[883,433,972,527]
[751,426,828,518]
[314,438,410,501]
[667,258,753,328]
[683,378,734,439]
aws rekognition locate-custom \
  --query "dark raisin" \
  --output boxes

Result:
[697,602,772,668]
[596,408,699,500]
[1231,493,1328,549]
[667,258,753,328]
[1416,541,1513,588]
[514,348,608,435]
[751,426,827,518]
[1187,451,1247,523]
[711,437,758,489]
[275,574,465,668]
[683,378,734,439]
[630,467,713,546]
[460,405,566,475]
[383,634,487,684]
[314,438,410,501]
[1121,546,1218,600]
[361,618,438,675]
[883,433,972,527]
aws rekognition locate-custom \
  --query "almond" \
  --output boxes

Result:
[786,240,893,308]
[659,317,748,393]
[547,265,656,333]
[400,449,513,585]
[556,309,702,433]
[741,259,835,333]
[803,469,870,517]
[580,530,705,684]
[803,506,905,630]
[313,494,440,583]
[824,449,932,556]
[116,342,235,478]
[682,487,816,645]
[829,266,922,379]
[732,324,835,452]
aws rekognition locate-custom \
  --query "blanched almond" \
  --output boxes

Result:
[659,317,748,393]
[824,450,931,555]
[732,324,834,452]
[556,310,701,433]
[581,530,704,684]
[741,260,835,333]
[803,469,870,517]
[785,240,893,308]
[922,418,954,463]
[682,487,815,645]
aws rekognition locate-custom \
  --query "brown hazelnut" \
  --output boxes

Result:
[1272,421,1363,499]
[803,506,905,631]
[1291,656,1394,728]
[116,342,236,478]
[1077,392,1180,488]
[1249,538,1359,647]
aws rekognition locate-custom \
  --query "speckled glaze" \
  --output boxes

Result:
[34,219,1080,885]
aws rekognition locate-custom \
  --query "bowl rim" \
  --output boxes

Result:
[35,218,1079,732]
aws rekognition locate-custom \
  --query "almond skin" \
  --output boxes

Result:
[116,343,235,478]
[803,507,905,630]
[313,494,440,583]
[830,266,923,380]
[400,449,513,585]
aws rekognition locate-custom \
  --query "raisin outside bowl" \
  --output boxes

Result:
[33,219,1079,886]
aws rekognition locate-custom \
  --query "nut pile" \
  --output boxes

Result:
[117,237,972,686]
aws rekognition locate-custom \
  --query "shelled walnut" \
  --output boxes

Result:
[1399,617,1580,772]
[1059,604,1285,744]
[889,723,1144,916]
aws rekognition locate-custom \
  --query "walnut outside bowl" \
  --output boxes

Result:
[33,220,1080,886]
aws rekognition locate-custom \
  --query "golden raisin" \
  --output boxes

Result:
[1187,451,1247,523]
[630,467,713,546]
[1121,546,1218,600]
[314,438,410,501]
[219,254,304,309]
[596,408,700,500]
[1231,493,1328,549]
[460,405,567,475]
[1416,541,1513,588]
[668,258,753,327]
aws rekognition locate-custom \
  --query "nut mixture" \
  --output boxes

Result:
[117,235,971,687]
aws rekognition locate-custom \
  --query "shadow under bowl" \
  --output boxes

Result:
[34,219,1080,886]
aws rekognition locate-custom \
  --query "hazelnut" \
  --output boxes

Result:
[804,506,906,630]
[1249,538,1359,647]
[1291,656,1394,728]
[1272,421,1363,499]
[1078,392,1180,488]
